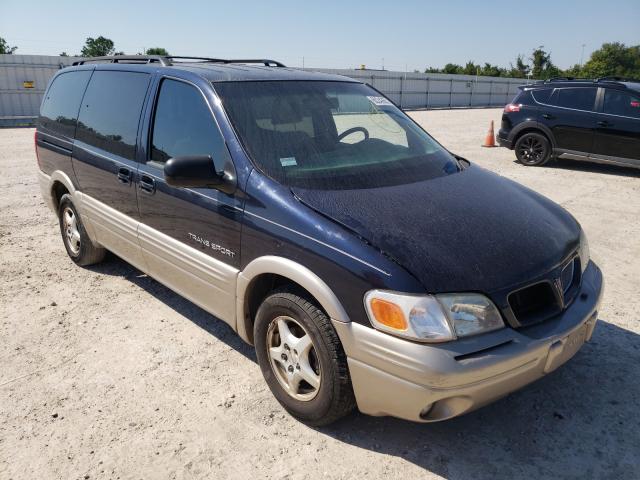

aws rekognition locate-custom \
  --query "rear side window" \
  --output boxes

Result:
[603,89,640,118]
[549,87,597,111]
[39,71,92,138]
[531,88,553,104]
[76,71,150,160]
[150,78,229,168]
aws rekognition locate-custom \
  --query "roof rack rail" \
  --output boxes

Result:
[597,76,640,83]
[72,55,287,68]
[72,55,169,66]
[544,77,576,82]
[167,57,286,67]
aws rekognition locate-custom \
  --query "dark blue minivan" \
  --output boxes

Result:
[36,56,603,425]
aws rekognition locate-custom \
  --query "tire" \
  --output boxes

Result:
[58,194,106,266]
[515,132,552,166]
[254,288,356,426]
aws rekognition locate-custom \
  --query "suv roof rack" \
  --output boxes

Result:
[72,55,286,68]
[597,76,640,83]
[544,77,577,82]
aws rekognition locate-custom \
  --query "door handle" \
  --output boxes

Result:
[139,175,156,194]
[597,120,612,127]
[542,113,555,120]
[117,167,132,184]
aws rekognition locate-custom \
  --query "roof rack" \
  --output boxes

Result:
[543,76,587,83]
[72,55,286,68]
[72,55,169,66]
[167,57,286,67]
[597,76,640,83]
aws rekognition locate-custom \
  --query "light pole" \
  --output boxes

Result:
[580,44,586,68]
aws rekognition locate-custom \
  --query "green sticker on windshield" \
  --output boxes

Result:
[280,157,297,167]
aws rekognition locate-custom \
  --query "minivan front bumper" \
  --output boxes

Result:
[333,261,603,422]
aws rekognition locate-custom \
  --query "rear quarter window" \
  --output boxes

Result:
[531,88,554,104]
[76,70,150,160]
[549,87,597,111]
[39,71,92,139]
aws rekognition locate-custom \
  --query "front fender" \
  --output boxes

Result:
[236,255,351,344]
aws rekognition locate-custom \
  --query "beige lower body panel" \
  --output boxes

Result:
[72,192,238,328]
[78,192,148,272]
[334,314,598,423]
[137,223,238,327]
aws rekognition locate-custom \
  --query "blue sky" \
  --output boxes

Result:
[2,0,639,71]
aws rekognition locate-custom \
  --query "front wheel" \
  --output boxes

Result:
[254,289,355,426]
[515,132,551,166]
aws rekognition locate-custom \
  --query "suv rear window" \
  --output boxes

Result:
[603,89,640,118]
[549,87,597,111]
[39,71,92,138]
[76,71,150,160]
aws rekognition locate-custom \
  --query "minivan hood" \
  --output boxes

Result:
[292,164,580,294]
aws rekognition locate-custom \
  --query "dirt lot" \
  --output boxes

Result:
[1,108,639,480]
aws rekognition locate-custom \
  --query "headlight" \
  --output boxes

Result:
[364,290,504,342]
[579,229,590,273]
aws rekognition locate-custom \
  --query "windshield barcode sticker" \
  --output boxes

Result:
[280,157,297,167]
[367,96,393,106]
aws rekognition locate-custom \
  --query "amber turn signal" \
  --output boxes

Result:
[369,298,408,331]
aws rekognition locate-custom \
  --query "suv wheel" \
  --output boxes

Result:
[254,289,356,426]
[58,194,106,266]
[515,132,551,166]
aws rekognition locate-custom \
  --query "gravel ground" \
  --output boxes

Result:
[1,108,639,480]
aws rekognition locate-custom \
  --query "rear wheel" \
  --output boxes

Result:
[254,289,355,426]
[58,194,106,266]
[515,132,551,166]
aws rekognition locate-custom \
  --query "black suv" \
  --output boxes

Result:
[498,78,640,169]
[36,56,603,425]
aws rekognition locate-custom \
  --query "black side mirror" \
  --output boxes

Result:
[164,155,226,189]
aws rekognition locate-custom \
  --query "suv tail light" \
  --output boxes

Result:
[34,131,41,168]
[504,103,521,113]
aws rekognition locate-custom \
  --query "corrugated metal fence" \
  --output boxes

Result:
[0,55,527,126]
[315,69,525,109]
[0,54,79,126]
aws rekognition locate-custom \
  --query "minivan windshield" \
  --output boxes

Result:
[214,81,459,190]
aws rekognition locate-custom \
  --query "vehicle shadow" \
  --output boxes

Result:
[89,254,639,479]
[87,253,256,363]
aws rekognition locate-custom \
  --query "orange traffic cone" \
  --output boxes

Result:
[482,120,497,147]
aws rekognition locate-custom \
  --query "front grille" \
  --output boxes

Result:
[506,257,582,328]
[561,257,581,305]
[508,281,561,327]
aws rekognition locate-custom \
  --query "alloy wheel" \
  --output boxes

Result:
[62,207,81,255]
[517,136,546,164]
[266,315,321,401]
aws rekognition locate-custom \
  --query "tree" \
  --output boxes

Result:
[529,46,562,79]
[0,36,17,54]
[462,61,479,76]
[530,46,551,78]
[59,52,68,57]
[442,63,463,74]
[145,47,169,56]
[480,63,504,77]
[581,42,640,79]
[80,36,115,57]
[508,55,530,78]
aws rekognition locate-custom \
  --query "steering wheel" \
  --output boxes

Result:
[338,126,369,142]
